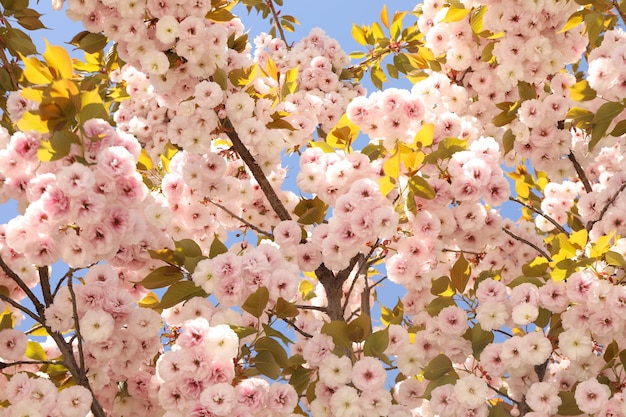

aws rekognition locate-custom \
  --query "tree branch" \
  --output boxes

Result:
[0,256,45,316]
[502,227,552,261]
[586,180,626,231]
[281,317,313,338]
[613,0,626,27]
[508,197,568,235]
[0,290,43,324]
[224,120,293,222]
[67,276,86,374]
[568,151,592,194]
[38,266,54,307]
[0,359,65,370]
[266,0,288,45]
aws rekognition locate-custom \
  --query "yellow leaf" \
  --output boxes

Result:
[441,6,471,23]
[138,291,160,309]
[351,24,367,46]
[43,39,73,80]
[21,55,53,85]
[372,22,385,40]
[326,113,360,150]
[309,140,335,153]
[138,149,153,171]
[400,147,424,171]
[558,10,585,33]
[515,179,529,199]
[16,112,49,133]
[569,80,597,101]
[19,87,43,103]
[553,233,576,262]
[570,229,588,249]
[380,4,390,28]
[379,175,396,196]
[383,150,401,178]
[414,123,434,147]
[590,232,616,258]
[264,57,278,81]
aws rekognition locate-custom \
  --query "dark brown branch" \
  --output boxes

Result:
[38,266,54,307]
[0,290,43,324]
[508,197,569,235]
[502,227,552,261]
[586,180,626,231]
[207,197,273,237]
[568,151,592,194]
[281,317,313,338]
[293,304,327,312]
[0,256,45,316]
[224,121,293,222]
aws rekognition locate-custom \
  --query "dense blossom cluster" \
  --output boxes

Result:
[1,0,626,416]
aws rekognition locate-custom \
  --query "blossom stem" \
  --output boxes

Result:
[508,197,568,235]
[206,197,273,237]
[586,180,626,231]
[0,359,65,369]
[502,227,552,261]
[568,151,592,194]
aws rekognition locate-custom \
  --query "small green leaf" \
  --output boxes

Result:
[242,286,270,318]
[557,391,583,415]
[256,336,289,367]
[274,297,299,318]
[606,251,626,268]
[348,313,372,343]
[422,354,452,380]
[157,281,206,309]
[408,175,435,200]
[138,266,184,289]
[262,323,293,345]
[321,320,351,348]
[589,101,625,151]
[450,253,471,293]
[426,297,456,316]
[363,327,391,365]
[466,324,494,357]
[254,350,280,379]
[209,236,228,258]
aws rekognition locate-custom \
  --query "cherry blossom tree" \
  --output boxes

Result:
[1,0,626,416]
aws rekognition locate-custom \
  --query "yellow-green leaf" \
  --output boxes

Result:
[414,123,434,148]
[559,10,586,33]
[380,4,390,28]
[351,24,367,46]
[569,80,597,101]
[242,286,270,318]
[25,341,47,361]
[20,55,53,84]
[450,253,471,293]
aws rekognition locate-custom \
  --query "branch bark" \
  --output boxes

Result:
[568,151,592,194]
[502,227,552,261]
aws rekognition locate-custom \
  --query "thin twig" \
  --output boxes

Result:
[281,317,313,338]
[293,304,327,312]
[502,227,552,261]
[442,248,486,257]
[568,152,592,194]
[586,180,626,231]
[508,197,568,235]
[266,0,288,45]
[613,0,626,27]
[0,359,65,370]
[67,276,86,373]
[207,197,273,237]
[368,275,388,290]
[0,290,43,324]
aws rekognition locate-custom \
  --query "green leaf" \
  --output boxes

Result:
[321,320,352,349]
[157,281,206,309]
[348,313,371,343]
[293,196,328,225]
[25,341,47,361]
[5,28,37,56]
[423,354,452,380]
[274,297,299,319]
[138,266,184,289]
[606,251,626,268]
[381,298,404,325]
[254,350,280,379]
[557,391,583,415]
[589,101,625,151]
[426,297,455,316]
[289,366,311,395]
[610,119,626,137]
[441,6,471,22]
[502,129,515,155]
[423,375,457,400]
[230,325,257,339]
[450,253,470,293]
[242,286,270,318]
[69,31,108,54]
[37,130,75,162]
[408,175,435,200]
[363,327,391,365]
[466,324,494,357]
[209,236,228,258]
[431,276,452,296]
[262,323,293,345]
[256,336,289,367]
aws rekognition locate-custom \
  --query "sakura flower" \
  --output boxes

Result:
[575,378,611,415]
[0,328,27,360]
